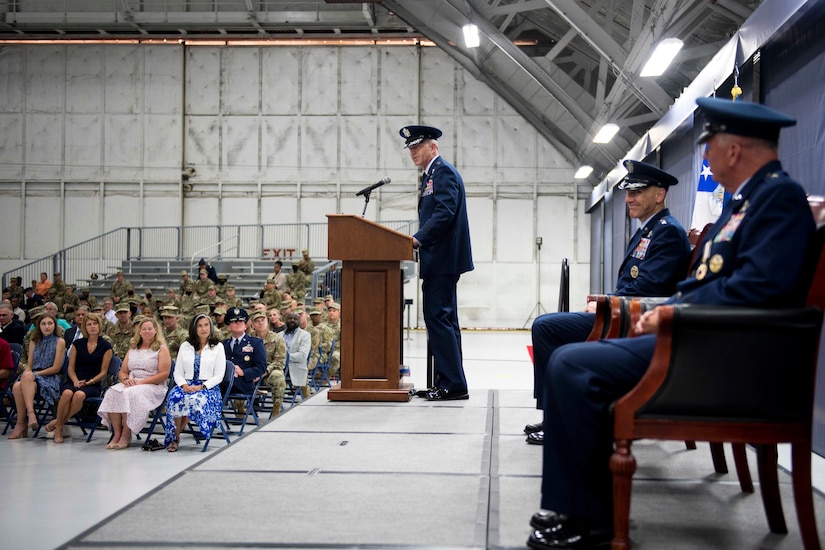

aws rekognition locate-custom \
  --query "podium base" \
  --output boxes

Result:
[327,382,413,402]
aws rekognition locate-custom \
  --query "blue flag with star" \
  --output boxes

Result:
[690,156,729,229]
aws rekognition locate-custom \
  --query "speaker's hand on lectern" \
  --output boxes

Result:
[412,237,420,249]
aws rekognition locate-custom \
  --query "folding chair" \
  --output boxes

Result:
[197,361,235,451]
[310,339,335,392]
[221,364,263,436]
[1,343,21,423]
[3,354,67,437]
[140,362,176,449]
[66,356,122,442]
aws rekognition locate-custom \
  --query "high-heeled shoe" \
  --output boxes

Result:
[8,425,28,440]
[27,411,39,431]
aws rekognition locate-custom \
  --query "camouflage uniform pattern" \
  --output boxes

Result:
[287,271,310,300]
[110,278,134,302]
[260,331,287,416]
[163,325,189,361]
[107,322,135,359]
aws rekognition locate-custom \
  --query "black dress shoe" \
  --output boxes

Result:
[530,510,565,530]
[414,388,432,398]
[524,421,544,434]
[426,388,469,401]
[526,517,612,549]
[526,431,544,445]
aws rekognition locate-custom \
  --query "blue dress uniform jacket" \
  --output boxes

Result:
[614,208,691,297]
[414,156,473,278]
[673,160,812,307]
[531,208,688,409]
[414,155,473,393]
[539,159,815,524]
[223,334,267,394]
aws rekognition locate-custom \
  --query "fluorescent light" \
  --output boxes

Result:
[640,38,684,77]
[574,166,593,179]
[463,24,480,48]
[593,123,620,144]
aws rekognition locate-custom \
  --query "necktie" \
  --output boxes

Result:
[232,338,238,352]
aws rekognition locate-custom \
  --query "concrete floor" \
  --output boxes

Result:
[1,330,823,549]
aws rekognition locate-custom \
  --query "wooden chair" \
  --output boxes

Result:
[610,224,825,549]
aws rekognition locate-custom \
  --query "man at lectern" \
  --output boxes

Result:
[399,125,474,401]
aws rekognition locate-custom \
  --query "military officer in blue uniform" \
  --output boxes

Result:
[527,98,815,549]
[526,161,691,444]
[222,308,267,395]
[400,125,474,401]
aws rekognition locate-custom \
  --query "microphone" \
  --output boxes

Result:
[356,177,391,197]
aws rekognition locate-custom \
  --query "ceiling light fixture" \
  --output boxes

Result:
[574,166,594,179]
[462,24,480,48]
[640,38,684,77]
[593,123,620,144]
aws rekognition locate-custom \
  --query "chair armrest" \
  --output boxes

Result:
[615,305,823,438]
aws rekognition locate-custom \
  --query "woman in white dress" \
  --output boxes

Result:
[98,318,171,449]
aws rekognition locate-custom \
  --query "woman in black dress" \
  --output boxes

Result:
[50,312,113,443]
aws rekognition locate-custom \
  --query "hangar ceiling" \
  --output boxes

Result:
[0,0,758,181]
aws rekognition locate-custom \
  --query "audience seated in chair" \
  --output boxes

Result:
[164,313,226,452]
[8,313,66,439]
[250,311,286,418]
[98,317,170,450]
[50,312,113,444]
[283,312,312,401]
[0,302,26,346]
[526,98,814,550]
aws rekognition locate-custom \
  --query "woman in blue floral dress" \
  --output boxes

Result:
[8,313,66,439]
[164,313,226,451]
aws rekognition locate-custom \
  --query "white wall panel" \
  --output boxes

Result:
[496,199,533,262]
[379,115,413,174]
[380,47,418,115]
[224,48,259,115]
[104,46,141,115]
[0,48,24,113]
[103,192,141,233]
[262,49,300,115]
[302,48,338,115]
[537,195,575,262]
[144,114,182,181]
[467,196,493,263]
[300,115,337,181]
[183,197,219,229]
[26,46,63,113]
[459,116,495,170]
[104,114,142,170]
[64,193,100,246]
[186,115,220,181]
[186,48,220,114]
[462,71,495,116]
[261,196,298,224]
[0,192,21,258]
[142,193,181,228]
[66,46,103,114]
[222,115,259,182]
[340,116,377,180]
[498,116,536,183]
[0,114,22,165]
[144,46,182,115]
[420,48,454,117]
[24,113,62,180]
[64,114,101,180]
[24,190,61,258]
[341,48,376,116]
[261,116,299,182]
[301,197,338,224]
[220,197,258,232]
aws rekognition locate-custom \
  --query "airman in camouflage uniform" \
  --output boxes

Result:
[179,284,197,318]
[106,303,135,359]
[165,288,181,310]
[224,285,243,309]
[250,311,287,417]
[326,302,341,377]
[287,264,310,300]
[307,307,334,388]
[260,280,282,309]
[160,306,188,361]
[178,270,191,296]
[296,249,315,276]
[194,269,211,296]
[215,274,229,298]
[52,272,67,297]
[109,270,133,304]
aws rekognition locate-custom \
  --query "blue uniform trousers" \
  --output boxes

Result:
[422,274,467,392]
[541,334,656,522]
[531,312,596,409]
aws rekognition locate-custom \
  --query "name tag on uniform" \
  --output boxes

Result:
[631,238,650,260]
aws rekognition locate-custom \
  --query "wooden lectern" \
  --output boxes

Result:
[326,214,414,401]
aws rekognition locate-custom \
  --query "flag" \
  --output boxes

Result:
[690,157,727,229]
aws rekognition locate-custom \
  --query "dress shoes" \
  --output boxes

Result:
[530,511,565,530]
[426,388,469,401]
[527,516,612,549]
[526,430,544,445]
[524,421,544,434]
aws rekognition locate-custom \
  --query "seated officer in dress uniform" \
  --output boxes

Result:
[527,98,815,549]
[526,161,691,445]
[222,308,267,395]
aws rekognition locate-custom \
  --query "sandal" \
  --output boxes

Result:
[27,411,38,431]
[143,439,164,452]
[8,425,28,440]
[45,420,58,433]
[166,440,179,452]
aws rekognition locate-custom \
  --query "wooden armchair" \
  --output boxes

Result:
[609,224,825,549]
